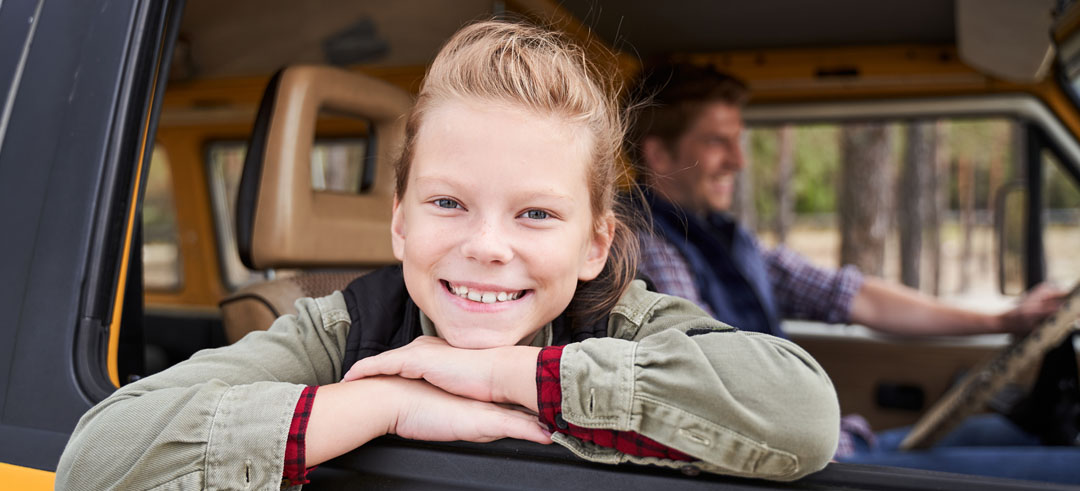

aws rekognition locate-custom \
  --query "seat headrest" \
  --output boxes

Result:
[236,65,412,269]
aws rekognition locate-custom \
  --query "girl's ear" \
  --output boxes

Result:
[579,211,616,281]
[641,136,674,175]
[390,195,406,262]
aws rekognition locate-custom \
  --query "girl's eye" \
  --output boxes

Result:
[522,209,549,220]
[434,198,461,209]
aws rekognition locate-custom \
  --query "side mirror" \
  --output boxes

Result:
[995,180,1027,295]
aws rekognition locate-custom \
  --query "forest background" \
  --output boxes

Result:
[738,119,1080,310]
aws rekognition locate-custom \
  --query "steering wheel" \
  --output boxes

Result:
[899,283,1080,450]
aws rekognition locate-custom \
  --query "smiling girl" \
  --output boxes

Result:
[57,21,839,490]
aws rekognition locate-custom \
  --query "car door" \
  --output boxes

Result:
[0,0,181,485]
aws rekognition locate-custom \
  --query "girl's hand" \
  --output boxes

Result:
[306,376,548,467]
[342,336,541,411]
[390,378,551,444]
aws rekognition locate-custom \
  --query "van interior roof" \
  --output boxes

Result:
[561,0,954,55]
[176,0,958,81]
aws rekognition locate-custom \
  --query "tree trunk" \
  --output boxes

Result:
[928,122,948,296]
[732,134,756,229]
[774,125,795,244]
[984,122,1007,281]
[898,121,936,290]
[958,155,976,293]
[839,123,894,276]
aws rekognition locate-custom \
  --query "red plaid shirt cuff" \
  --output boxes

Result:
[536,346,693,461]
[282,385,318,486]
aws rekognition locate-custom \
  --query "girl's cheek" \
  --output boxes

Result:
[416,215,454,239]
[403,219,442,254]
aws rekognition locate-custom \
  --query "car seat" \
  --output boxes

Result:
[219,65,412,343]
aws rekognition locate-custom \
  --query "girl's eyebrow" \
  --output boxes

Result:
[412,174,463,189]
[515,190,578,204]
[413,175,578,204]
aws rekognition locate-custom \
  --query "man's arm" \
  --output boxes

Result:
[849,277,1064,336]
[763,244,1064,336]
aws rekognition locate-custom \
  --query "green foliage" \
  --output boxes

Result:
[941,119,1015,210]
[791,124,840,214]
[747,124,842,223]
[748,127,777,223]
[1045,153,1080,209]
[741,117,1080,221]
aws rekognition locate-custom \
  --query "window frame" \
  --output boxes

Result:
[742,94,1080,344]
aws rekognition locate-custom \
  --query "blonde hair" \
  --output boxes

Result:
[395,20,639,330]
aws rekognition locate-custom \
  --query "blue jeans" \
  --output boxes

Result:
[838,414,1080,485]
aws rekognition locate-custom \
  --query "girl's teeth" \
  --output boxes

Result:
[450,283,523,303]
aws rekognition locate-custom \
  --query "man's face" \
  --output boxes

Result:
[645,102,745,213]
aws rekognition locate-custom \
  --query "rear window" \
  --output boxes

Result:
[143,145,183,291]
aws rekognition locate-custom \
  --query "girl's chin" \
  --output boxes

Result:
[437,324,534,349]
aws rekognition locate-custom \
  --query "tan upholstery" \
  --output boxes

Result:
[220,271,363,343]
[250,65,411,269]
[221,66,412,343]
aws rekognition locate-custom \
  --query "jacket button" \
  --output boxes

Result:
[554,413,569,430]
[680,465,701,477]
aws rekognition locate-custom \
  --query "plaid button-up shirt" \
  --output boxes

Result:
[637,231,863,326]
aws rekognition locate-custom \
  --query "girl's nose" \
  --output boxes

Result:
[460,217,514,264]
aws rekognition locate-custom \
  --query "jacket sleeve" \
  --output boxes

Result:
[553,281,840,481]
[55,293,353,491]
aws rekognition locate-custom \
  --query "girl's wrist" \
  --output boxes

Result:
[306,377,401,466]
[371,377,403,435]
[493,346,542,412]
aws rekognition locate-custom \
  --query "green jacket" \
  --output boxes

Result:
[56,280,840,490]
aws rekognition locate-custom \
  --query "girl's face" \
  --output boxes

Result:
[391,100,612,348]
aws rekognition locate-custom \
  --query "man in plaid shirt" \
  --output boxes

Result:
[629,63,1066,467]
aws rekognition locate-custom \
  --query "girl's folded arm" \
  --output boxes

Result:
[55,293,355,491]
[551,289,840,481]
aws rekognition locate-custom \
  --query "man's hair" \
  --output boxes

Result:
[628,62,749,169]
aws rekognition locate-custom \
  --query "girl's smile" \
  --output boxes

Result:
[441,280,529,304]
[439,279,532,314]
[390,99,612,348]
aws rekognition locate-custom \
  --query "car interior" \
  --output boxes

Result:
[219,65,410,343]
[111,0,1080,488]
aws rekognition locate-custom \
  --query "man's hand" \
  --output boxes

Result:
[851,277,1068,337]
[998,282,1068,334]
[342,336,542,411]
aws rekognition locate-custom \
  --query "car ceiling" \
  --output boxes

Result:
[176,0,495,80]
[176,0,957,81]
[559,0,955,55]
